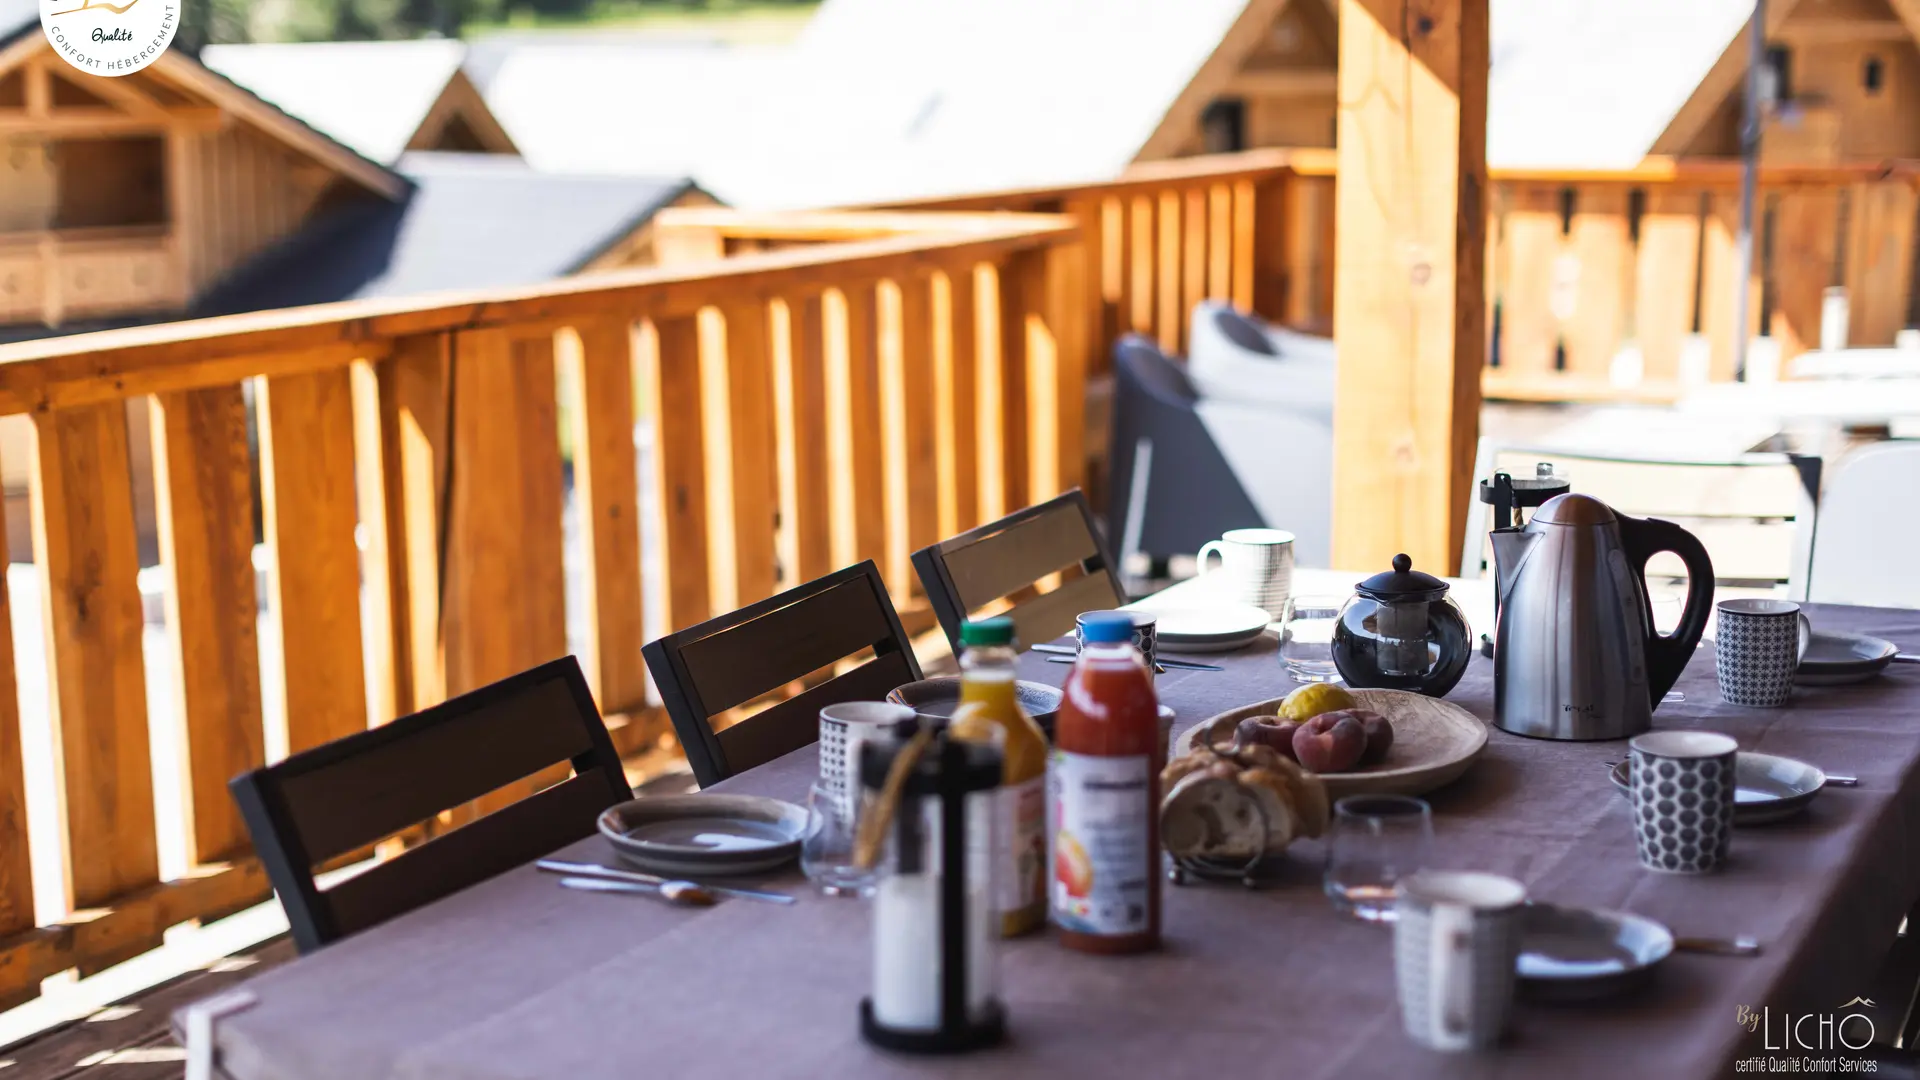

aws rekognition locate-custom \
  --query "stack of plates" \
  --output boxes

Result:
[1795,630,1899,686]
[1135,603,1274,654]
[597,794,806,877]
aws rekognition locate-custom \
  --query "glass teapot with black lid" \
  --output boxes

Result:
[1331,554,1472,697]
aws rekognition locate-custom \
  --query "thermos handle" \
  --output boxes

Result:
[1616,515,1715,707]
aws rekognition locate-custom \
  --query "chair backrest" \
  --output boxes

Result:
[913,489,1129,652]
[229,656,629,953]
[1806,440,1920,608]
[1460,438,1821,589]
[641,560,922,788]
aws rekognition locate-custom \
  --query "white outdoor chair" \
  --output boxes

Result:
[1461,438,1822,596]
[1805,441,1920,609]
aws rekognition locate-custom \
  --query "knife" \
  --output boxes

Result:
[1896,654,1920,665]
[536,859,796,904]
[1034,644,1223,672]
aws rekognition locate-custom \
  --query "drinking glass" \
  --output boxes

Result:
[1282,595,1343,683]
[802,781,878,898]
[1324,794,1434,922]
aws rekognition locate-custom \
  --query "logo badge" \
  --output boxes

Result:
[40,0,177,77]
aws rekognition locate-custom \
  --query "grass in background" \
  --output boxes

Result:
[465,0,817,39]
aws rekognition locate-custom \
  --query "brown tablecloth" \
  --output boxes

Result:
[190,603,1920,1080]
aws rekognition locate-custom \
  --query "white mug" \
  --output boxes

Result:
[1196,528,1294,613]
[818,702,914,817]
[1394,870,1527,1052]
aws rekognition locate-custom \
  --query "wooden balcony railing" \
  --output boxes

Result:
[883,149,1920,404]
[0,212,1087,1005]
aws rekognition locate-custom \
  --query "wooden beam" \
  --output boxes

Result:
[1774,18,1908,44]
[1886,0,1920,55]
[1227,68,1340,96]
[1332,0,1489,573]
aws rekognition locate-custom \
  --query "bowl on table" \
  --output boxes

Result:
[887,677,1064,736]
[597,794,806,877]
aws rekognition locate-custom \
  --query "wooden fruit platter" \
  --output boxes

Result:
[1175,689,1488,799]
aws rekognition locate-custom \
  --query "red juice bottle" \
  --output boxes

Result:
[1048,612,1162,954]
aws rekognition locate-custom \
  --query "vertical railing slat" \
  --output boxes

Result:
[0,440,32,1006]
[1232,179,1258,313]
[1632,188,1703,385]
[30,404,157,943]
[1129,195,1156,336]
[150,385,264,865]
[876,276,939,600]
[824,284,887,571]
[772,295,832,588]
[374,335,450,715]
[1182,186,1208,347]
[716,303,779,608]
[643,315,711,632]
[259,368,369,755]
[934,267,981,538]
[562,321,649,718]
[995,257,1033,511]
[1156,190,1182,352]
[1208,182,1234,302]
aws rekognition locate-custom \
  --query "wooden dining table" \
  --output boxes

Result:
[180,585,1920,1079]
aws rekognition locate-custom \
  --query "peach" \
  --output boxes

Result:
[1292,712,1367,773]
[1353,710,1393,765]
[1235,717,1301,760]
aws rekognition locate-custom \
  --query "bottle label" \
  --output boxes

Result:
[1049,750,1152,936]
[997,775,1046,922]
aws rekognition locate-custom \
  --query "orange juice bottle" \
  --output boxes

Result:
[949,616,1049,936]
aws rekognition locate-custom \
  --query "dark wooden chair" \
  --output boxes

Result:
[642,560,922,788]
[229,656,630,953]
[912,488,1128,652]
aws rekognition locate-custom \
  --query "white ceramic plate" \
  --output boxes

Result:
[1608,751,1826,825]
[1138,604,1273,653]
[1795,631,1899,686]
[598,794,806,876]
[1518,904,1673,1001]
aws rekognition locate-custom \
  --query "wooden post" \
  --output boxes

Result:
[1331,0,1489,573]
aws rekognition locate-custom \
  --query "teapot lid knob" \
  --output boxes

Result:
[1357,553,1449,602]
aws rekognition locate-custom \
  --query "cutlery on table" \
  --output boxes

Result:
[536,859,796,905]
[1602,761,1858,787]
[1039,651,1222,672]
[559,876,717,907]
[1674,935,1763,957]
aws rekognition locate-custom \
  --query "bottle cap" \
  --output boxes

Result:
[960,616,1014,647]
[1077,611,1135,644]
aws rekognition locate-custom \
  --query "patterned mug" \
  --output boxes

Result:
[1715,599,1812,708]
[1393,870,1527,1052]
[1075,609,1158,674]
[1628,730,1737,874]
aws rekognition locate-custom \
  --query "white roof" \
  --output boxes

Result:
[201,40,468,165]
[1487,0,1756,170]
[485,0,1252,208]
[485,0,1770,206]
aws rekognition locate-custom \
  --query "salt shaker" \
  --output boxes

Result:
[859,721,1006,1053]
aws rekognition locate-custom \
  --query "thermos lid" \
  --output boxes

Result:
[1356,553,1450,602]
[1531,492,1618,526]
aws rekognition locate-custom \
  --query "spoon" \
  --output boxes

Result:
[1674,935,1762,957]
[559,875,718,907]
[536,859,795,904]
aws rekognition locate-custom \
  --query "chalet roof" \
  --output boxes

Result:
[484,0,1806,203]
[484,0,1256,208]
[1487,0,1758,170]
[197,152,699,313]
[200,39,482,164]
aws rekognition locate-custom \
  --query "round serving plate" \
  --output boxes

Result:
[1139,604,1274,654]
[1174,689,1488,799]
[1608,751,1826,825]
[1517,903,1674,1002]
[597,794,806,877]
[1795,630,1899,686]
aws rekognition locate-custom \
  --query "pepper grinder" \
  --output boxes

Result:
[859,721,1006,1054]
